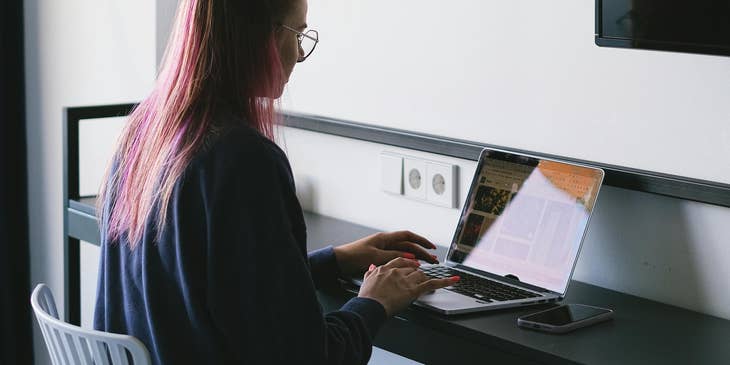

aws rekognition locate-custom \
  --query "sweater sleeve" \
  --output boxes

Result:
[200,131,386,365]
[308,245,345,289]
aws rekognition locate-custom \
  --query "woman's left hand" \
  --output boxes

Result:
[333,231,440,276]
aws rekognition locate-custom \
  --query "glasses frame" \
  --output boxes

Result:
[280,24,319,62]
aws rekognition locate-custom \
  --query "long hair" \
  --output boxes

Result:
[99,0,290,248]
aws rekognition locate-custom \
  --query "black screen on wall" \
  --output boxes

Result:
[596,0,730,56]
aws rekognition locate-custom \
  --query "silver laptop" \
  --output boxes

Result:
[389,148,603,315]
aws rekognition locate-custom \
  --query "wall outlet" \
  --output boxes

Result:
[380,152,403,194]
[426,161,458,208]
[403,157,427,200]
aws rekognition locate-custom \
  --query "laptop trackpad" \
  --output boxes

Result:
[415,288,487,312]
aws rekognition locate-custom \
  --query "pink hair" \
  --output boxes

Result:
[99,0,287,248]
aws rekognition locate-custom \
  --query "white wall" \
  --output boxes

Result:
[283,0,730,185]
[24,1,155,363]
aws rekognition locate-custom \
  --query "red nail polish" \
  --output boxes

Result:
[450,276,460,282]
[369,264,376,271]
[403,253,416,259]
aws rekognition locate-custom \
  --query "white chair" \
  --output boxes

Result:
[30,284,151,365]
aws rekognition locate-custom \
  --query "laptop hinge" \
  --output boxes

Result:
[504,274,519,281]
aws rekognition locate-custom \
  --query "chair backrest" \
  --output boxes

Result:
[30,284,151,365]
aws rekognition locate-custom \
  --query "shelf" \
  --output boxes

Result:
[284,112,730,209]
[67,196,379,248]
[67,198,730,364]
[67,197,100,245]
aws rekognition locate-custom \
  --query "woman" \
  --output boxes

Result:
[94,0,457,364]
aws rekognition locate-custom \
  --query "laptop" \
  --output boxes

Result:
[358,147,605,315]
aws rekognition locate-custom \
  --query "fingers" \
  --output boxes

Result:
[406,269,428,281]
[381,250,419,265]
[380,230,437,250]
[388,241,439,264]
[382,257,421,270]
[366,262,418,278]
[364,264,376,279]
[416,277,459,294]
[364,263,419,290]
[392,267,419,276]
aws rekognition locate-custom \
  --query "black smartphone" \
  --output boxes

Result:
[517,304,613,334]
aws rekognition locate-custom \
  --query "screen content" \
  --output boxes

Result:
[448,151,603,294]
[523,305,610,326]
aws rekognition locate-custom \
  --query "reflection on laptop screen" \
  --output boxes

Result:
[448,150,603,294]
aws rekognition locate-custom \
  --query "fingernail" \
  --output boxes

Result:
[369,264,376,271]
[450,276,460,282]
[402,253,416,259]
[430,254,438,259]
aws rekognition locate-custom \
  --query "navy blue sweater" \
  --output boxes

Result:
[94,124,386,365]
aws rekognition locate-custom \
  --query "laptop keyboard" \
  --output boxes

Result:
[420,265,540,302]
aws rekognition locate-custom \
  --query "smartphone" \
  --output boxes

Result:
[517,304,613,334]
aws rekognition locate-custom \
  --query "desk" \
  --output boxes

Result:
[66,200,730,364]
[306,213,730,365]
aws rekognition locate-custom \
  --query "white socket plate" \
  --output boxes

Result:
[380,152,403,194]
[426,161,458,208]
[403,158,427,200]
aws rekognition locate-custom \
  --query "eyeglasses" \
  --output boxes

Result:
[279,24,319,63]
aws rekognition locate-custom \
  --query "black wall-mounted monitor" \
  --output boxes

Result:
[596,0,730,57]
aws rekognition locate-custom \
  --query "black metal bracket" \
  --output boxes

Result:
[284,112,730,209]
[63,103,136,325]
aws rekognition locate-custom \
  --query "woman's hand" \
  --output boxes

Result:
[333,231,440,276]
[358,257,458,316]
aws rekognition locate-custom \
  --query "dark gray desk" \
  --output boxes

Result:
[304,213,730,365]
[67,199,730,364]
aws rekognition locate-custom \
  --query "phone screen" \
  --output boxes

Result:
[521,304,610,326]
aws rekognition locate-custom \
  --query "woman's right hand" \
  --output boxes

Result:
[357,257,459,316]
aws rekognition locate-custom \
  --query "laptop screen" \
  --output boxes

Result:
[448,149,604,294]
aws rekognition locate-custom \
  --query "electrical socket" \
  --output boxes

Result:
[426,161,458,208]
[403,158,427,200]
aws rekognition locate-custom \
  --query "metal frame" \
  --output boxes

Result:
[284,112,730,208]
[63,103,136,325]
[63,103,730,324]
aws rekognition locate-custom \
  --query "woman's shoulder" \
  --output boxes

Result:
[191,121,292,182]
